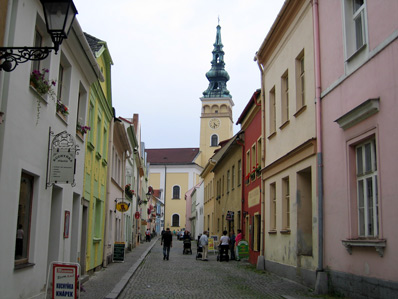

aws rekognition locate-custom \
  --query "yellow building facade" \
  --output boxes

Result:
[147,148,202,233]
[256,0,318,287]
[83,33,113,273]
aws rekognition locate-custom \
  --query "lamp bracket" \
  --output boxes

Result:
[0,47,55,72]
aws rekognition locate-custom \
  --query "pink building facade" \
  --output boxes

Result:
[319,1,398,297]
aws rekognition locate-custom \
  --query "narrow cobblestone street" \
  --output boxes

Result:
[118,238,318,299]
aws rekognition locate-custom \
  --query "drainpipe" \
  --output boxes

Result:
[313,0,325,280]
[254,53,266,257]
[103,116,115,267]
[236,137,245,237]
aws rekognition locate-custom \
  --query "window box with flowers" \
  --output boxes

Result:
[125,184,134,199]
[56,99,69,121]
[250,169,256,181]
[245,174,250,185]
[30,68,56,100]
[30,68,56,125]
[255,164,261,177]
[76,122,90,139]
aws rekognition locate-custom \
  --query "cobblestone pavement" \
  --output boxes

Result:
[80,238,158,299]
[119,238,325,299]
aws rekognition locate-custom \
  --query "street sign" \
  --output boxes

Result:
[135,211,140,219]
[113,242,125,262]
[52,263,78,299]
[237,240,249,259]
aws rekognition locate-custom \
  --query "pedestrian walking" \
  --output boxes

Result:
[229,230,236,260]
[161,227,173,260]
[199,231,209,261]
[145,229,151,242]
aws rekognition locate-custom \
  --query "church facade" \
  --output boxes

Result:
[147,24,234,234]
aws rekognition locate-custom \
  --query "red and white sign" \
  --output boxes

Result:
[135,211,140,219]
[52,264,78,299]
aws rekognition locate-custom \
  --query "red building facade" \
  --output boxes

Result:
[237,90,262,265]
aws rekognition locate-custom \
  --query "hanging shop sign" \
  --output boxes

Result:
[116,202,130,212]
[226,211,234,221]
[46,129,79,187]
[135,212,140,219]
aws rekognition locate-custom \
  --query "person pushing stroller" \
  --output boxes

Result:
[217,230,230,262]
[182,230,192,254]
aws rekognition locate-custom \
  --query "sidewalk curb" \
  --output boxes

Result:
[104,237,159,299]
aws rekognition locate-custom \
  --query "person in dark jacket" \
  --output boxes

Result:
[161,227,173,260]
[229,230,236,260]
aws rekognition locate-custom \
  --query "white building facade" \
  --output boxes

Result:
[0,1,102,298]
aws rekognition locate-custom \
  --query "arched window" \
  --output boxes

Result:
[172,185,180,199]
[211,134,218,147]
[172,214,180,227]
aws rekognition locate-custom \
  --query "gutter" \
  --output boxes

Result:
[254,53,266,257]
[312,0,324,275]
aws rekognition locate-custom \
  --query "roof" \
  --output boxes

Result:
[84,32,103,54]
[146,148,200,165]
[236,89,261,125]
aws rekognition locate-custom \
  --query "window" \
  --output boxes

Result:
[281,71,289,124]
[356,139,378,237]
[172,186,180,199]
[112,148,122,186]
[88,102,94,144]
[57,55,71,108]
[353,0,365,50]
[227,170,230,193]
[94,198,102,238]
[57,64,64,102]
[32,29,43,72]
[246,150,250,176]
[172,214,180,227]
[270,182,276,231]
[211,134,218,146]
[251,144,256,173]
[238,160,242,186]
[76,85,88,135]
[343,0,367,58]
[15,173,34,265]
[269,87,276,135]
[210,180,213,199]
[102,125,108,159]
[282,177,290,230]
[232,165,235,189]
[296,51,305,110]
[222,175,225,196]
[257,139,261,167]
[96,115,102,152]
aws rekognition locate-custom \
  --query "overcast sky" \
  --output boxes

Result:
[73,0,285,149]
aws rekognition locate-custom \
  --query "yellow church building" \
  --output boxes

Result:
[147,23,234,235]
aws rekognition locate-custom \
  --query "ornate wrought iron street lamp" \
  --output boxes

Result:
[0,0,77,72]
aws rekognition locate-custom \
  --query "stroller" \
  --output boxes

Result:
[183,239,192,254]
[196,244,203,260]
[216,244,229,262]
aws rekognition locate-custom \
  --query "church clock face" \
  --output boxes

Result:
[209,118,220,129]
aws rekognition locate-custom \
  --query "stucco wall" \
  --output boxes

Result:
[320,0,398,285]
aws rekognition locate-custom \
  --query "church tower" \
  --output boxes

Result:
[199,24,234,167]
